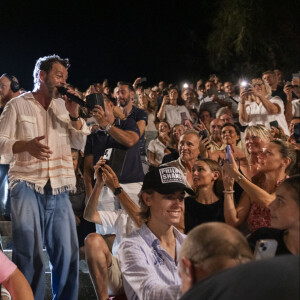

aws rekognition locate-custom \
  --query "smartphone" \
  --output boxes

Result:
[140,77,147,83]
[293,123,300,143]
[199,130,208,139]
[162,90,169,96]
[102,148,127,177]
[270,120,279,129]
[254,239,278,260]
[86,93,105,114]
[225,145,233,163]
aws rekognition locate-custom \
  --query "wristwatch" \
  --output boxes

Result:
[105,123,112,133]
[69,114,80,121]
[114,187,123,196]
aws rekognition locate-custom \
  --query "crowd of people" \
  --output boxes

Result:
[0,55,299,300]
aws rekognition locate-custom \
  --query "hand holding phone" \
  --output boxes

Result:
[254,239,278,260]
[225,145,233,163]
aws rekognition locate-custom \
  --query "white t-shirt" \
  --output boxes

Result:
[148,137,167,164]
[163,104,191,128]
[239,96,290,135]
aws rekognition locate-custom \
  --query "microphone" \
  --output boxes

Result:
[56,86,93,109]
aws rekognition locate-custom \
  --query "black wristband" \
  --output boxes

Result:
[114,187,123,196]
[69,114,80,121]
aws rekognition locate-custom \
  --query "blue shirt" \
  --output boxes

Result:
[84,118,144,184]
[128,106,148,156]
[118,224,185,300]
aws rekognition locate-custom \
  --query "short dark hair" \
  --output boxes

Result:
[222,123,240,136]
[33,55,70,87]
[117,81,134,92]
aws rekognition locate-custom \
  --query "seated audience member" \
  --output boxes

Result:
[248,175,299,255]
[181,88,198,109]
[180,253,298,300]
[222,140,296,233]
[207,118,225,151]
[162,124,186,164]
[262,70,287,104]
[118,166,192,300]
[209,123,248,175]
[184,159,225,233]
[239,78,289,135]
[163,130,201,190]
[0,251,34,300]
[179,222,253,299]
[198,81,232,118]
[243,125,272,178]
[157,88,191,128]
[147,121,171,166]
[199,109,212,130]
[84,161,142,300]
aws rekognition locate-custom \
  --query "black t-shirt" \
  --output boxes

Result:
[128,106,148,156]
[84,118,144,184]
[247,227,291,255]
[184,196,225,234]
[272,86,287,104]
[180,255,299,300]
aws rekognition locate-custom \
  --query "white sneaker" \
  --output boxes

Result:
[1,287,11,300]
[79,259,89,273]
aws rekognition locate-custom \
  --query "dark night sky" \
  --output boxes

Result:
[1,0,216,91]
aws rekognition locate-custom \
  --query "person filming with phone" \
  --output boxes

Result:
[239,78,289,135]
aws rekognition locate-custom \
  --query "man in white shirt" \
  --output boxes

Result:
[0,55,89,300]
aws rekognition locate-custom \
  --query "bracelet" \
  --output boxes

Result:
[235,174,244,183]
[104,123,112,133]
[114,187,123,196]
[223,190,235,194]
[69,114,80,121]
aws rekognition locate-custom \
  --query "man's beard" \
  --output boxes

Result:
[118,97,130,107]
[45,77,59,98]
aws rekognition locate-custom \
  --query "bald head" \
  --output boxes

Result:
[179,223,252,294]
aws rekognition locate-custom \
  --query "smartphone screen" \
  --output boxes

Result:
[225,145,233,163]
[270,120,279,129]
[86,93,105,114]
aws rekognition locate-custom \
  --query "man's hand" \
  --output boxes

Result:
[101,164,120,192]
[93,158,106,183]
[92,105,108,128]
[63,87,80,118]
[25,136,53,160]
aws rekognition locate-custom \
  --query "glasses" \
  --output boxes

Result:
[253,83,263,87]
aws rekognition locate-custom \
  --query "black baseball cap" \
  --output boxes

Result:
[142,166,194,195]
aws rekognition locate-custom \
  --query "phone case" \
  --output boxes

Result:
[254,239,278,260]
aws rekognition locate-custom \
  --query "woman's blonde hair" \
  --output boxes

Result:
[243,124,272,163]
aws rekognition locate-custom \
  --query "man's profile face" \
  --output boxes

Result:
[116,85,132,107]
[43,62,68,98]
[0,76,13,102]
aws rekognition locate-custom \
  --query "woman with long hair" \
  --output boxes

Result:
[222,140,296,233]
[248,175,299,255]
[157,88,191,128]
[147,121,171,166]
[184,159,225,233]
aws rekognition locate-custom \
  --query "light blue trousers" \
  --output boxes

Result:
[10,181,79,300]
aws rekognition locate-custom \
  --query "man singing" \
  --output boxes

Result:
[0,55,90,299]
